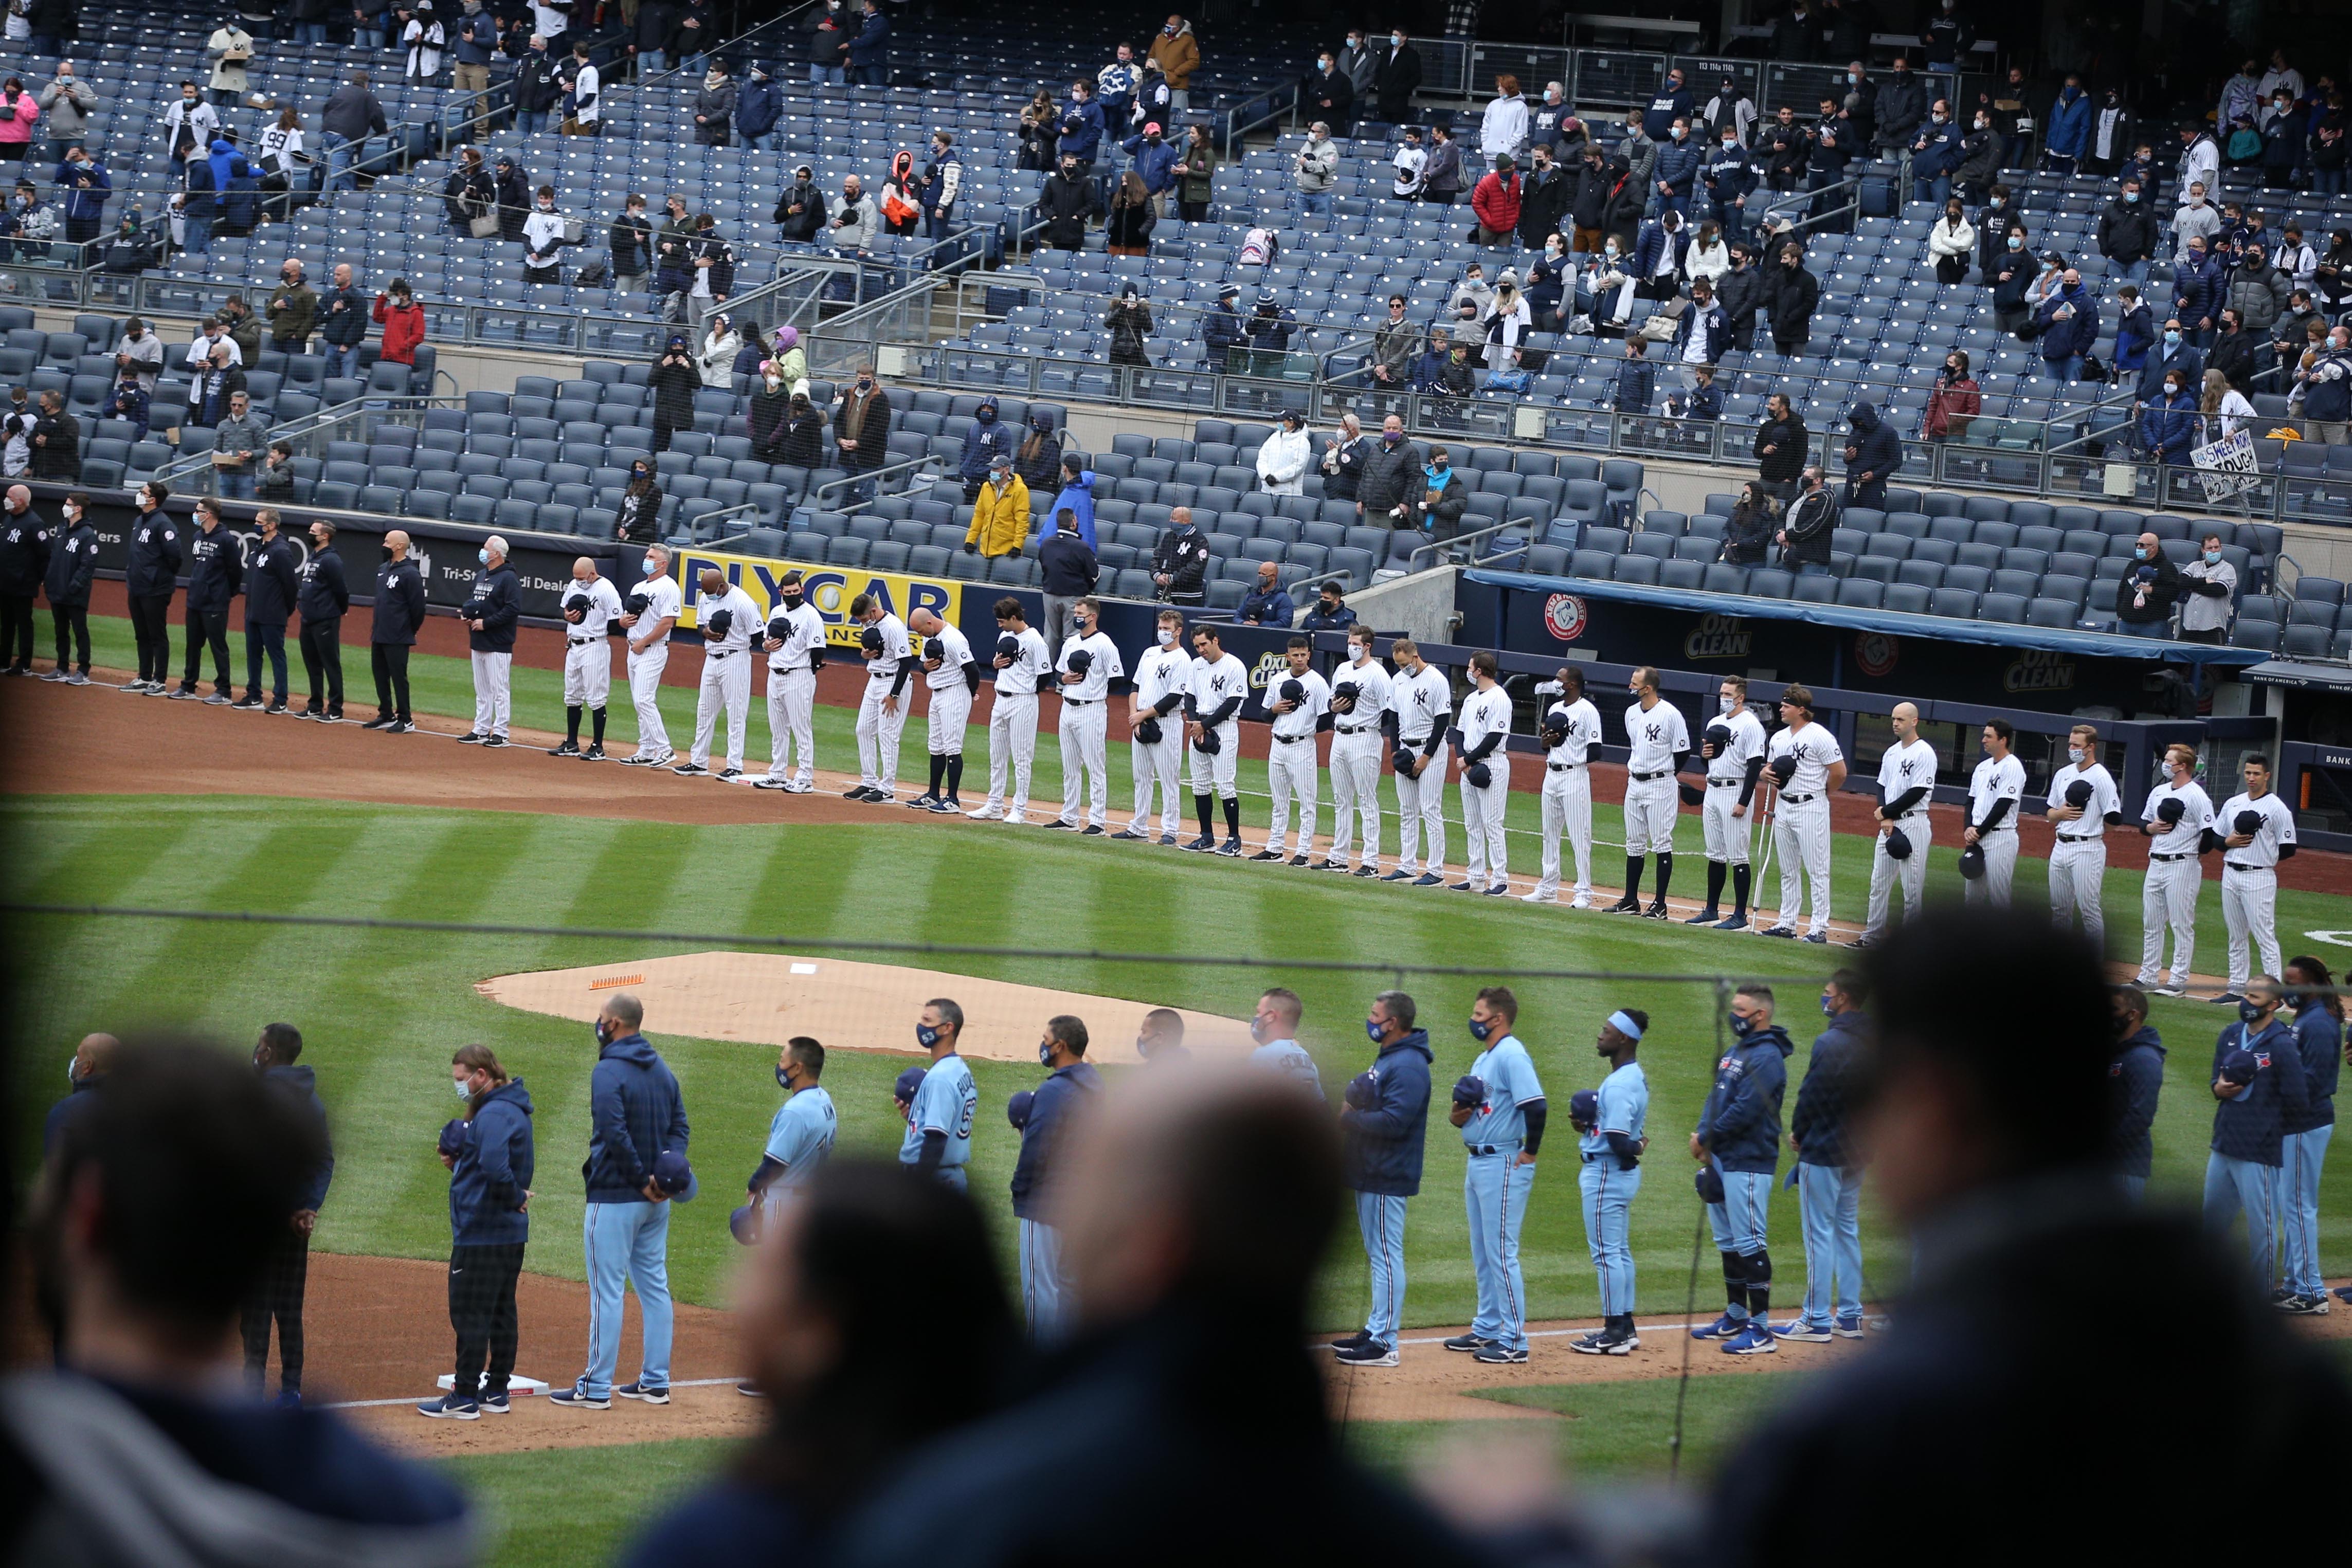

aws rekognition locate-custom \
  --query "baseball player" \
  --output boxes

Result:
[1524,666,1600,906]
[618,545,682,768]
[2109,984,2165,1202]
[1183,623,1249,855]
[2203,976,2307,1281]
[1689,983,1793,1357]
[848,593,913,803]
[1011,1014,1102,1340]
[2137,742,2214,997]
[1381,637,1451,886]
[971,599,1053,823]
[1117,608,1190,844]
[1452,651,1513,895]
[1051,597,1123,832]
[1689,676,1768,927]
[1320,624,1392,875]
[675,568,757,779]
[2278,957,2341,1312]
[1333,990,1433,1367]
[748,1036,836,1223]
[1760,685,1844,943]
[899,998,979,1190]
[1248,987,1322,1091]
[753,571,824,793]
[2213,754,2297,1004]
[907,607,977,814]
[1444,986,1546,1364]
[1135,1006,1189,1064]
[1855,701,1935,947]
[1256,634,1331,864]
[1569,1008,1649,1356]
[2046,722,2124,945]
[549,556,623,760]
[1613,665,1691,917]
[1775,970,1869,1343]
[1960,719,2025,907]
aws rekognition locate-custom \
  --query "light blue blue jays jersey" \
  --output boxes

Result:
[898,1053,978,1169]
[1461,1033,1545,1146]
[1250,1039,1323,1095]
[1579,1062,1649,1160]
[763,1087,838,1195]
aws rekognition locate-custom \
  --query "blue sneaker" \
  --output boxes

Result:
[478,1390,511,1413]
[1690,1311,1745,1340]
[417,1394,479,1420]
[1770,1320,1833,1343]
[1832,1316,1865,1340]
[1722,1324,1779,1356]
[1411,872,1444,887]
[548,1388,610,1411]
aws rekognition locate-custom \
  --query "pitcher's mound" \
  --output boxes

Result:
[479,952,1251,1064]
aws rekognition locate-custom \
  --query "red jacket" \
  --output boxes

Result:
[1471,169,1522,233]
[372,295,426,364]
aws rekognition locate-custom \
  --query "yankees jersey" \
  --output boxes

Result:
[922,622,974,690]
[1057,628,1124,702]
[1768,721,1842,795]
[2142,779,2215,856]
[863,612,911,679]
[764,600,825,671]
[998,625,1055,696]
[1249,1038,1323,1093]
[631,574,682,647]
[1387,663,1451,744]
[1461,1032,1545,1147]
[1578,1061,1650,1161]
[898,1052,977,1170]
[762,1086,837,1198]
[1190,651,1250,725]
[1707,706,1767,784]
[1877,737,1938,816]
[1132,641,1192,721]
[1543,697,1601,764]
[2217,790,2296,868]
[695,584,760,654]
[1329,655,1393,733]
[2049,761,2121,841]
[567,575,624,640]
[1269,667,1332,739]
[1968,753,2027,829]
[1458,683,1512,757]
[1623,698,1691,773]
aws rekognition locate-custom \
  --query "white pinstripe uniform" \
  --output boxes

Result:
[1700,705,1767,864]
[1056,627,1124,828]
[560,574,624,709]
[2217,789,2296,992]
[623,571,682,763]
[1126,636,1191,838]
[1527,694,1600,903]
[1963,751,2027,908]
[1621,696,1690,854]
[1387,662,1452,875]
[2137,778,2214,992]
[921,622,976,755]
[1862,736,1938,939]
[2047,758,2122,943]
[980,625,1053,822]
[855,612,914,798]
[687,583,759,772]
[1263,666,1331,855]
[758,597,825,789]
[1456,681,1514,890]
[1187,650,1249,799]
[1324,648,1393,870]
[1766,720,1842,936]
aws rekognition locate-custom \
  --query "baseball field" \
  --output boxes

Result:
[11,612,2352,1565]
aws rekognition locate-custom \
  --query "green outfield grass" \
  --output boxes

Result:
[446,1437,733,1568]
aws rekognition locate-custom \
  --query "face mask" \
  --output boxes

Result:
[976,407,994,422]
[2205,549,2224,564]
[2240,1001,2268,1025]
[2068,746,2086,765]
[1976,120,1988,131]
[1391,33,1404,45]
[1671,127,1686,140]
[1318,59,1331,71]
[916,1023,942,1049]
[1991,196,2004,208]
[454,1074,476,1102]
[1722,137,1737,149]
[382,545,395,562]
[593,1019,612,1046]
[1468,1017,1494,1043]
[2165,331,2181,345]
[477,549,491,566]
[1605,244,1619,257]
[1382,430,1402,445]
[2134,546,2150,560]
[1156,627,1176,647]
[642,555,661,576]
[1728,1011,1756,1038]
[1364,1017,1385,1043]
[1820,994,1836,1018]
[2008,237,2022,249]
[1037,1038,1056,1066]
[1931,112,1946,123]
[1847,72,1858,85]
[66,1054,79,1087]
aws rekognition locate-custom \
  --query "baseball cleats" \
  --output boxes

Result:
[583,744,605,760]
[1001,811,1026,826]
[1440,1333,1490,1353]
[417,1395,479,1420]
[116,678,149,692]
[1044,818,1080,831]
[1721,1325,1779,1356]
[1643,898,1669,920]
[1381,869,1415,881]
[2335,1286,2352,1305]
[1287,853,1311,866]
[1332,1339,1398,1367]
[2158,982,2190,998]
[1184,833,1215,852]
[1683,906,1721,925]
[547,1389,609,1411]
[1315,859,1348,871]
[1519,890,1558,903]
[753,776,791,790]
[966,804,1003,819]
[1156,833,1178,846]
[1802,931,1828,944]
[454,730,484,742]
[1250,849,1283,861]
[716,768,743,781]
[38,667,66,682]
[1081,824,1106,835]
[931,797,957,812]
[2277,1292,2331,1315]
[1473,1343,1529,1365]
[672,762,710,776]
[1713,914,1750,931]
[1841,935,1875,949]
[1411,872,1443,886]
[1482,884,1508,896]
[1569,892,1594,908]
[478,1391,511,1413]
[1572,1320,1640,1355]
[842,783,870,798]
[907,794,940,810]
[1448,880,1476,891]
[64,671,88,684]
[615,1383,671,1405]
[1760,925,1798,939]
[1329,1329,1372,1352]
[736,1383,767,1398]
[548,740,582,757]
[1690,1312,1745,1341]
[1216,837,1243,857]
[1352,865,1379,878]
[480,736,508,748]
[1832,1316,1865,1339]
[2209,993,2247,1006]
[1604,896,1640,914]
[1769,1321,1834,1343]
[1111,829,1149,840]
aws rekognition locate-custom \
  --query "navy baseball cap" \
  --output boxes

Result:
[1007,1088,1036,1129]
[438,1118,468,1159]
[729,1203,760,1245]
[1568,1088,1599,1125]
[653,1148,694,1195]
[1694,1164,1725,1204]
[2221,1049,2260,1086]
[895,1065,927,1103]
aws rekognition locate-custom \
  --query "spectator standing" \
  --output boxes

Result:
[746,364,792,460]
[1320,411,1368,500]
[371,277,424,372]
[1768,240,1819,354]
[1840,402,1900,507]
[560,41,601,135]
[1304,48,1354,135]
[2096,178,2153,284]
[1471,153,1520,244]
[737,62,781,150]
[1295,120,1340,215]
[962,452,1027,559]
[613,458,665,542]
[2034,267,2098,382]
[112,316,163,393]
[774,165,826,241]
[1037,154,1094,250]
[1149,505,1209,604]
[919,131,961,240]
[264,259,317,354]
[511,35,560,135]
[210,389,263,498]
[1356,414,1420,523]
[1012,410,1062,495]
[1923,350,1979,442]
[954,394,1012,501]
[1720,481,1776,563]
[609,191,652,292]
[2208,308,2257,390]
[401,4,445,82]
[692,58,734,145]
[37,59,90,162]
[522,185,568,283]
[315,263,366,379]
[2177,530,2237,644]
[1175,123,1215,221]
[1421,122,1464,206]
[1255,408,1312,494]
[1927,196,1974,285]
[1374,29,1421,123]
[52,142,102,247]
[255,438,295,503]
[2199,368,2255,441]
[833,363,890,503]
[1105,281,1152,364]
[1043,454,1096,549]
[1105,175,1154,259]
[1480,74,1528,165]
[647,332,699,451]
[1148,15,1197,113]
[451,0,497,132]
[1037,521,1098,652]
[320,71,386,193]
[828,173,878,251]
[206,18,254,105]
[1754,392,1807,504]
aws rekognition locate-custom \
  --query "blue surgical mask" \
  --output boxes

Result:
[775,1064,793,1090]
[1846,71,1858,84]
[642,555,660,576]
[2239,1001,2267,1025]
[1729,1011,1756,1038]
[1469,1017,1493,1042]
[916,1023,942,1049]
[2124,191,2138,203]
[477,549,491,566]
[2165,330,2181,345]
[1364,1017,1385,1043]
[455,1075,475,1101]
[2008,235,2022,249]
[2205,549,2223,564]
[2134,546,2150,560]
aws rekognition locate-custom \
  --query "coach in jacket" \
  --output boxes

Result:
[296,518,349,720]
[238,506,300,712]
[1335,990,1433,1364]
[369,527,425,731]
[464,535,520,744]
[42,489,94,680]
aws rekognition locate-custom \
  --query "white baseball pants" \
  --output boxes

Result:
[1265,736,1320,853]
[1529,763,1591,901]
[1772,796,1833,934]
[2138,856,2201,987]
[1058,700,1110,826]
[927,681,972,756]
[1327,728,1384,868]
[1460,757,1510,889]
[563,637,612,708]
[1128,727,1182,837]
[1701,782,1753,864]
[627,642,671,760]
[857,676,909,795]
[765,666,815,783]
[1392,756,1445,874]
[1861,813,1929,939]
[691,651,750,770]
[2049,836,2108,945]
[2222,865,2281,991]
[1187,720,1239,796]
[1623,774,1678,854]
[469,650,511,738]
[986,691,1039,817]
[1962,826,2019,909]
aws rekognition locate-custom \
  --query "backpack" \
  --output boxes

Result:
[573,258,607,287]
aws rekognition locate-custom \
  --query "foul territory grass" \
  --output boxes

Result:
[446,1436,733,1568]
[9,794,2347,1335]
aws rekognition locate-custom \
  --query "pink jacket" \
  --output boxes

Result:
[0,88,38,147]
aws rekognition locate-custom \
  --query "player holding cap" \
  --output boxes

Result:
[1049,597,1123,833]
[747,1036,836,1226]
[1381,637,1452,886]
[617,543,681,769]
[675,567,758,779]
[549,555,623,760]
[1443,987,1546,1364]
[1960,719,2025,907]
[906,607,977,814]
[2137,742,2214,997]
[753,571,824,794]
[1690,984,1793,1356]
[1183,623,1249,855]
[2203,976,2306,1280]
[1760,685,1844,943]
[848,593,913,803]
[970,598,1053,824]
[1320,623,1392,875]
[1255,634,1331,863]
[2045,722,2123,944]
[1774,969,1869,1343]
[1450,652,1513,894]
[1247,987,1322,1091]
[1332,990,1432,1367]
[1524,664,1600,906]
[1689,676,1767,927]
[899,999,979,1190]
[1569,1008,1648,1355]
[1117,607,1191,844]
[1855,701,1935,947]
[1010,1014,1101,1340]
[1613,665,1690,918]
[2213,753,2297,1005]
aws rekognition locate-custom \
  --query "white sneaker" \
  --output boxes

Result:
[1570,893,1594,909]
[1520,889,1557,903]
[1002,811,1026,826]
[966,803,1001,819]
[783,779,812,793]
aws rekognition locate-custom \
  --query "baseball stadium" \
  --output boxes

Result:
[8,1,2352,1561]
